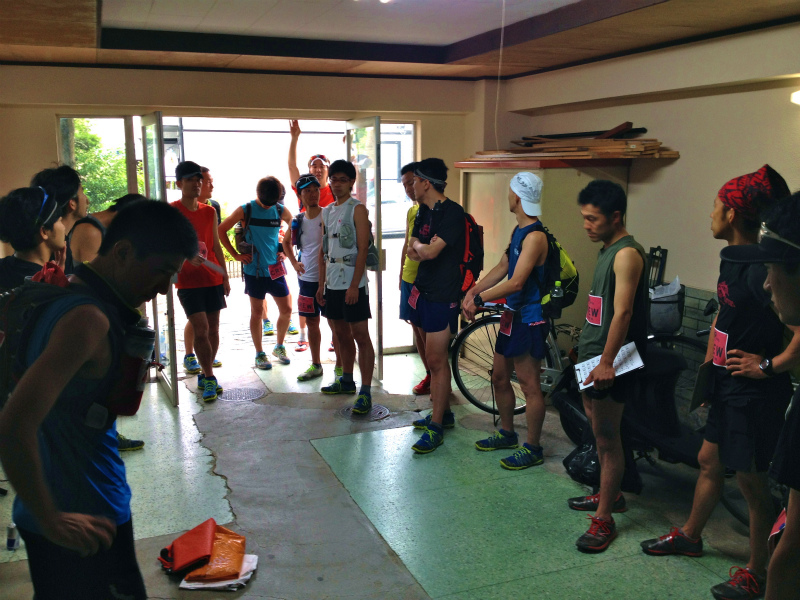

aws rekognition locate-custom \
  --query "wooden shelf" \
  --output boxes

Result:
[455,158,633,169]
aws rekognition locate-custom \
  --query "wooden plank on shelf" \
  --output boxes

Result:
[595,121,633,139]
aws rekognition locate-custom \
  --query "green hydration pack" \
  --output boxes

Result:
[538,225,579,319]
[322,199,380,271]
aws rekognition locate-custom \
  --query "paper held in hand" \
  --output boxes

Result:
[574,341,644,391]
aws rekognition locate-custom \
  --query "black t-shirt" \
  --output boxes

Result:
[712,259,791,403]
[411,198,465,303]
[0,256,44,292]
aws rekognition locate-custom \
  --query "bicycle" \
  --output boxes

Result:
[450,303,578,416]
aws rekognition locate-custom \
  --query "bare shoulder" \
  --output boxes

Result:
[613,246,645,278]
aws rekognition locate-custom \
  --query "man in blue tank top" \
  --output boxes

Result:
[218,176,294,370]
[461,172,550,470]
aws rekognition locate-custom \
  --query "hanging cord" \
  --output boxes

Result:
[494,0,507,151]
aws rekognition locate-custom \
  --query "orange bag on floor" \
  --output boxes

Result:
[158,518,217,574]
[184,525,246,582]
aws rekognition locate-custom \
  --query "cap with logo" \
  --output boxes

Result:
[295,174,321,190]
[510,172,543,217]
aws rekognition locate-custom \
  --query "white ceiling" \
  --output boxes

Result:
[101,0,584,45]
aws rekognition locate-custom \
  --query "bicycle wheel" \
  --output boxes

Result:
[451,316,557,415]
[647,334,708,430]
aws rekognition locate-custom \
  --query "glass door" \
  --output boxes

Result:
[142,111,180,406]
[346,117,383,381]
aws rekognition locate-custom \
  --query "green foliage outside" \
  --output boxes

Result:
[72,119,144,212]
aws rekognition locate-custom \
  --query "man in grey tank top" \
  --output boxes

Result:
[569,180,647,554]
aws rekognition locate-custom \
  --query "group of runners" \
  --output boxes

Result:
[0,144,799,600]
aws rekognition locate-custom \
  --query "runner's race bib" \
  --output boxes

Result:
[268,260,287,280]
[499,310,514,336]
[298,295,315,314]
[586,294,603,326]
[408,286,420,310]
[712,327,729,367]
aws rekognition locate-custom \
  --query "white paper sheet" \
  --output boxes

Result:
[574,341,644,391]
[179,554,259,591]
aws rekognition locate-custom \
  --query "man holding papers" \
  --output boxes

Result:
[569,180,648,553]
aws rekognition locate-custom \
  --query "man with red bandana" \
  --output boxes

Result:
[641,165,800,600]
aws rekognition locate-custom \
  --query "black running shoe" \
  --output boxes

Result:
[567,492,627,513]
[710,566,765,600]
[576,516,617,553]
[641,527,703,557]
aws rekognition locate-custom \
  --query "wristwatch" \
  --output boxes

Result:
[759,357,775,377]
[473,294,484,307]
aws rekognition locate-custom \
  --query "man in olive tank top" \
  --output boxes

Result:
[569,180,647,554]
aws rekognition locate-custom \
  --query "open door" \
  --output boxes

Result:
[346,117,383,381]
[141,111,180,406]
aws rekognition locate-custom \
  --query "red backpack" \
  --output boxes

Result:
[460,213,484,295]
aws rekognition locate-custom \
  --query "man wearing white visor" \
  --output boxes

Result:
[462,172,550,469]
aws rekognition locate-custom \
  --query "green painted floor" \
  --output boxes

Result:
[313,424,736,600]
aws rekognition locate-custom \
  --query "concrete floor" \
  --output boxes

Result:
[0,286,754,599]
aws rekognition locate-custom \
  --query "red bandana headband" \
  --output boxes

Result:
[717,164,785,221]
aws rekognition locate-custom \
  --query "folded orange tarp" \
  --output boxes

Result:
[158,518,217,574]
[185,525,246,582]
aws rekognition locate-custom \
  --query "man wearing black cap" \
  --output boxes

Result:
[406,158,466,454]
[641,166,800,600]
[720,190,800,600]
[171,160,230,402]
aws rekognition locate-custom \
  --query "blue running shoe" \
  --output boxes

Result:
[500,443,544,470]
[212,358,222,368]
[321,378,357,395]
[412,427,444,454]
[475,429,519,451]
[198,374,223,395]
[263,320,274,336]
[201,376,219,402]
[183,354,201,374]
[287,321,299,335]
[352,393,372,415]
[412,412,455,430]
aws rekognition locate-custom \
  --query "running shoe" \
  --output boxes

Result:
[201,376,219,402]
[576,516,617,553]
[287,321,299,335]
[412,412,455,430]
[568,492,628,513]
[183,354,201,374]
[412,427,443,454]
[272,344,291,365]
[412,374,431,395]
[710,567,765,600]
[255,351,272,370]
[297,364,324,381]
[212,358,222,368]
[500,443,543,470]
[334,366,343,378]
[640,527,703,556]
[263,320,274,336]
[475,429,519,451]
[296,340,309,352]
[117,432,145,452]
[352,393,372,415]
[321,378,357,395]
[198,374,223,395]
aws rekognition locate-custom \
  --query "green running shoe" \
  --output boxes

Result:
[352,393,372,415]
[321,378,357,395]
[412,427,444,454]
[263,320,274,336]
[297,364,324,381]
[183,354,201,374]
[475,429,519,451]
[201,376,219,402]
[500,444,544,470]
[287,321,299,335]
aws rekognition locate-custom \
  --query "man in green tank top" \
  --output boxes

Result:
[569,180,647,554]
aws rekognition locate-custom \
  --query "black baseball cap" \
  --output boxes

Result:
[175,161,203,180]
[295,173,321,190]
[720,223,800,264]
